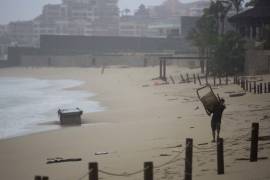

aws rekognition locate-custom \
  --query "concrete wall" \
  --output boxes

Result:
[20,53,200,67]
[8,35,197,67]
[245,50,270,74]
[21,54,158,67]
[0,60,9,68]
[8,47,40,66]
[40,35,194,54]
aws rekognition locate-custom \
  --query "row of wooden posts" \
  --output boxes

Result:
[167,72,270,95]
[35,123,261,180]
[235,78,270,94]
[159,58,230,86]
[168,73,230,86]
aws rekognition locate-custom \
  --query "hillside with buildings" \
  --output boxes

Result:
[0,0,209,50]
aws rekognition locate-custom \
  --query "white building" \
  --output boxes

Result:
[7,21,34,46]
[31,0,118,46]
[119,16,149,37]
[0,25,7,37]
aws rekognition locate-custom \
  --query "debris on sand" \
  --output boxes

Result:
[46,158,82,164]
[95,152,109,155]
[229,92,246,97]
[160,154,172,157]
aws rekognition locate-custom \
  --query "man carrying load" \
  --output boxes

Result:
[211,98,226,142]
[197,85,226,142]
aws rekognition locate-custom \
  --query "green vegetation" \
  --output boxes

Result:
[210,31,245,75]
[188,0,247,75]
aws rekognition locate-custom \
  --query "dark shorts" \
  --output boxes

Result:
[211,120,221,131]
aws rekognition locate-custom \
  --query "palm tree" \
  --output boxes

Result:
[245,0,257,7]
[123,8,131,16]
[229,0,244,14]
[218,1,232,34]
[208,0,232,35]
[135,4,149,17]
[187,6,219,73]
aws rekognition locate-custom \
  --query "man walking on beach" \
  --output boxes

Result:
[211,98,226,142]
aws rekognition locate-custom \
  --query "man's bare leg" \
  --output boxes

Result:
[217,123,220,140]
[212,130,216,142]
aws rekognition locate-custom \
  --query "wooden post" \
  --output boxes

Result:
[92,57,96,66]
[163,59,166,81]
[254,82,256,94]
[260,83,263,94]
[246,80,249,91]
[144,58,147,67]
[89,162,98,180]
[264,83,267,93]
[241,80,245,90]
[239,77,241,85]
[35,176,42,180]
[42,177,49,180]
[249,82,252,93]
[186,73,190,83]
[240,79,242,89]
[159,59,162,79]
[181,74,186,83]
[170,75,175,84]
[257,85,260,94]
[250,123,259,162]
[185,138,193,180]
[197,75,202,85]
[144,162,153,180]
[217,138,224,175]
[214,76,216,86]
[268,82,270,93]
[193,74,196,84]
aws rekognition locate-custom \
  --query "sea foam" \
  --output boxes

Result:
[0,78,104,139]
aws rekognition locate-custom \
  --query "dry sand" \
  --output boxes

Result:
[0,66,269,180]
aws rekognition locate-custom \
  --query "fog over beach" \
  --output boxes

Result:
[0,0,205,24]
[0,67,269,180]
[0,0,270,179]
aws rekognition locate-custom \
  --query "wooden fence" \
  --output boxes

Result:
[35,123,266,180]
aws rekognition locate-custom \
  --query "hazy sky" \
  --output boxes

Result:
[0,0,200,24]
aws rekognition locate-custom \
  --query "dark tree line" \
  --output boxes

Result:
[187,0,249,75]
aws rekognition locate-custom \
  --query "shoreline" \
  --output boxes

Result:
[0,76,105,141]
[0,67,270,180]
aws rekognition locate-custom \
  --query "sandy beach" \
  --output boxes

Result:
[0,66,270,180]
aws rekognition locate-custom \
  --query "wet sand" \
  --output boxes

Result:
[0,66,269,180]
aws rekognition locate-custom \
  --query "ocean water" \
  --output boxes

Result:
[0,77,104,140]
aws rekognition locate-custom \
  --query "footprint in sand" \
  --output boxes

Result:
[198,162,206,167]
[200,169,210,172]
[225,152,234,156]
